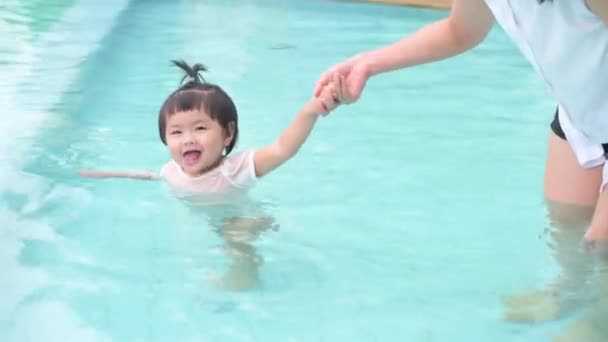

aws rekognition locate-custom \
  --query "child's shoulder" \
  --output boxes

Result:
[220,149,257,187]
[159,159,181,179]
[221,149,255,172]
[223,149,254,162]
[160,159,179,171]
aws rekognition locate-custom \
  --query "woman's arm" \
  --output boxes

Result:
[314,0,495,100]
[363,0,496,76]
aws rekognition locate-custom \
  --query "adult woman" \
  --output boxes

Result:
[314,0,608,334]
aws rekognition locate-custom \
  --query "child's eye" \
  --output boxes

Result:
[195,126,207,131]
[170,130,182,135]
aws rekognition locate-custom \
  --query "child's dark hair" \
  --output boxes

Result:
[158,60,239,155]
[538,0,552,3]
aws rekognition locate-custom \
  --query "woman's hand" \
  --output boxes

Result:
[314,54,371,105]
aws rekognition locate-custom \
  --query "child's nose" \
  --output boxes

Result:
[183,132,196,144]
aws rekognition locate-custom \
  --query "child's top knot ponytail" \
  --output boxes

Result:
[172,59,207,86]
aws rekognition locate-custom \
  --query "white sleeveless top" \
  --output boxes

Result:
[484,0,608,187]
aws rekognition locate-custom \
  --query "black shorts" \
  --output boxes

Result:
[550,106,608,153]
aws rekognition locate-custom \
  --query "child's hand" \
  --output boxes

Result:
[316,73,344,117]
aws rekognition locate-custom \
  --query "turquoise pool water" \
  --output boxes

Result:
[0,0,579,341]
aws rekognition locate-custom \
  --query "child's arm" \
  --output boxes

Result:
[78,170,159,180]
[253,76,342,178]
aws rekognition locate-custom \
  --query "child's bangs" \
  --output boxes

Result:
[160,89,210,117]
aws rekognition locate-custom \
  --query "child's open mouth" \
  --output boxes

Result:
[183,150,202,166]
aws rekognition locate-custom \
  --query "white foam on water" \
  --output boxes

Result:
[8,300,112,342]
[0,0,131,339]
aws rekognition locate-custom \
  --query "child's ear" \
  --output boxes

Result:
[224,121,236,146]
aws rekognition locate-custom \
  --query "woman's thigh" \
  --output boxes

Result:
[544,131,603,222]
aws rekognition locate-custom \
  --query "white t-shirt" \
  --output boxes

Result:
[484,0,608,142]
[159,150,258,197]
[484,0,608,188]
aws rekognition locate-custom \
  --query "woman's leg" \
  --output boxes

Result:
[503,131,602,322]
[554,260,608,342]
[544,131,603,207]
[543,130,602,285]
[540,127,608,341]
